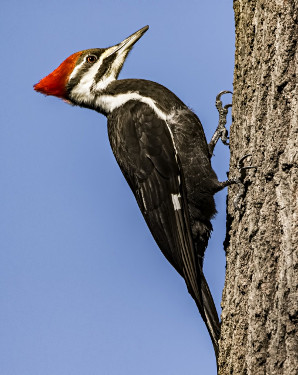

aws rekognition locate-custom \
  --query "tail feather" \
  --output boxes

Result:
[187,266,220,360]
[199,270,220,359]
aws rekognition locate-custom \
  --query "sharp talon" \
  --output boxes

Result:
[237,153,252,168]
[208,90,233,155]
[215,93,232,112]
[221,129,229,145]
[241,166,257,171]
[237,154,257,179]
[215,90,233,101]
[215,154,256,210]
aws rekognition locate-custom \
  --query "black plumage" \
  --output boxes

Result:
[106,90,221,357]
[34,25,225,362]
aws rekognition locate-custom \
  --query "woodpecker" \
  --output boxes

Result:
[34,25,231,360]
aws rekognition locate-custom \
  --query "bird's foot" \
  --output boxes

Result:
[216,154,257,210]
[208,90,232,156]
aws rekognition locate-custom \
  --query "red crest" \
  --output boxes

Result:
[34,51,82,98]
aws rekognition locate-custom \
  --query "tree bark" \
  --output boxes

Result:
[218,1,298,374]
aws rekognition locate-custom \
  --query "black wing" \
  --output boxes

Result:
[107,101,219,356]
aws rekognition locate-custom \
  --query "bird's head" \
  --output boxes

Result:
[34,26,149,106]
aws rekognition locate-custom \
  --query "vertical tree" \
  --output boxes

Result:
[218,1,297,374]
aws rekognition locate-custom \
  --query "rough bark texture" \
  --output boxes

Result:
[218,1,298,374]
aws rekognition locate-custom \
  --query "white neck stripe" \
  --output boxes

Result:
[95,92,168,120]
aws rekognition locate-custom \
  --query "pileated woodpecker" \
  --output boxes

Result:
[34,25,231,360]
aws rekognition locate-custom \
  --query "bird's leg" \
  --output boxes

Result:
[208,90,232,156]
[215,154,257,210]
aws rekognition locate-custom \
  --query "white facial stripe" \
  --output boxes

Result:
[171,193,181,211]
[93,76,115,91]
[92,50,127,92]
[68,59,86,81]
[70,48,116,100]
[95,93,168,120]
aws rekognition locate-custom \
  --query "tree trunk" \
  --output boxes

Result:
[218,1,297,374]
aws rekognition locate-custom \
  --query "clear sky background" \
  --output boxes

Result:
[1,1,234,374]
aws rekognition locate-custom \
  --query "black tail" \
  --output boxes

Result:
[188,266,220,361]
[198,269,220,359]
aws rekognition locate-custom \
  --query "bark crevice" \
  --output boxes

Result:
[218,1,297,374]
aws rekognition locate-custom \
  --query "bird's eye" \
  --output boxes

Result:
[86,55,97,63]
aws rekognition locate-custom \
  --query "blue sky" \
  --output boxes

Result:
[1,1,234,374]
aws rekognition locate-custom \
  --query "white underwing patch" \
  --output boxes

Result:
[171,193,181,211]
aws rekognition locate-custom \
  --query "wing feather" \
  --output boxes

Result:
[107,100,219,356]
[108,101,195,278]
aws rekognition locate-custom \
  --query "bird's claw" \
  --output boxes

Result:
[215,154,256,211]
[209,91,232,156]
[232,154,257,210]
[215,90,232,111]
[215,90,233,100]
[220,127,229,146]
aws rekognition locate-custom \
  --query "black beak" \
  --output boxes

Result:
[107,25,149,57]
